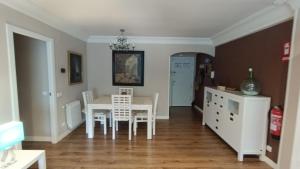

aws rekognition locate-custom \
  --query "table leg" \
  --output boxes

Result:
[87,106,94,138]
[38,152,46,169]
[147,106,153,139]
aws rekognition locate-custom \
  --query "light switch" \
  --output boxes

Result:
[211,71,215,78]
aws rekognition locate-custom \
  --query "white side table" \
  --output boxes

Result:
[3,150,46,169]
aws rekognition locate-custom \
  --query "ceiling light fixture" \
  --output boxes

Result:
[109,29,135,51]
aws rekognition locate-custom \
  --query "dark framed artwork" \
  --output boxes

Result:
[68,51,82,85]
[112,51,144,86]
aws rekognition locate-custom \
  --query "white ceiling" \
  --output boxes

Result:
[1,0,276,40]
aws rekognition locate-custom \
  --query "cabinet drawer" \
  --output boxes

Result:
[210,91,225,109]
[218,95,226,109]
[207,107,223,135]
[212,93,219,105]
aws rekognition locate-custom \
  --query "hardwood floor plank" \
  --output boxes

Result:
[23,107,271,169]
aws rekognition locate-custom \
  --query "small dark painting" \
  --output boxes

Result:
[68,51,82,85]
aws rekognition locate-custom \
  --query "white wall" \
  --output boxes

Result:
[87,43,214,118]
[14,33,51,138]
[0,4,87,138]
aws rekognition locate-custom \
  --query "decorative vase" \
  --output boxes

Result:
[240,67,261,95]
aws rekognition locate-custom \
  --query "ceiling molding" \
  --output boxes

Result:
[87,36,214,45]
[211,4,293,46]
[0,0,88,41]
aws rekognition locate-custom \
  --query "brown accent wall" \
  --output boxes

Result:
[193,53,214,110]
[214,20,293,162]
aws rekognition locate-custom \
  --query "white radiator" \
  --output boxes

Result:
[66,100,82,130]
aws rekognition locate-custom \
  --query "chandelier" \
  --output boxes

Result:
[109,29,135,51]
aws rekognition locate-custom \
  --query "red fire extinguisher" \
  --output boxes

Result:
[270,106,283,140]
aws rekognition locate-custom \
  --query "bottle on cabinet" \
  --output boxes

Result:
[240,67,261,95]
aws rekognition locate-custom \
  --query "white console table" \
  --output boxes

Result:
[203,87,270,161]
[3,150,46,169]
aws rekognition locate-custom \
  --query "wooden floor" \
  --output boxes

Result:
[23,107,271,169]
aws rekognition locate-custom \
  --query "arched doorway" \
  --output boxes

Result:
[169,52,214,115]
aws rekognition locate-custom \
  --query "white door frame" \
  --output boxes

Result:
[6,24,58,144]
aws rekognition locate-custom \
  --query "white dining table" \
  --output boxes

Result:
[87,95,153,139]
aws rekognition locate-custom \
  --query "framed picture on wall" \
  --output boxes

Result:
[112,51,144,86]
[68,51,82,85]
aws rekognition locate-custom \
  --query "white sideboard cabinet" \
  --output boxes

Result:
[203,87,271,161]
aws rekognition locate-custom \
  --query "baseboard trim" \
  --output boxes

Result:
[260,155,278,169]
[194,105,203,113]
[56,121,85,143]
[56,129,72,143]
[156,116,169,120]
[25,136,51,142]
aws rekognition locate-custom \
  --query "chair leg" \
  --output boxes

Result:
[116,121,119,131]
[85,113,88,134]
[112,119,115,140]
[153,120,156,136]
[129,119,132,140]
[104,117,107,135]
[109,112,112,128]
[133,118,137,136]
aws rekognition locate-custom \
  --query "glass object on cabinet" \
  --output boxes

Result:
[240,67,261,95]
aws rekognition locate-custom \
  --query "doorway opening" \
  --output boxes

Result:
[6,24,57,144]
[169,53,196,107]
[169,52,214,117]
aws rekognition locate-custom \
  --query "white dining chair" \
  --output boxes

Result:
[82,90,109,135]
[116,87,133,131]
[133,92,159,136]
[111,95,133,140]
[119,87,133,96]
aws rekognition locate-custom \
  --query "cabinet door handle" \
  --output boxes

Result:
[230,117,234,121]
[214,102,217,105]
[215,126,218,130]
[220,96,224,99]
[220,105,223,108]
[216,119,219,122]
[230,113,234,116]
[216,112,219,115]
[207,104,210,107]
[215,94,218,97]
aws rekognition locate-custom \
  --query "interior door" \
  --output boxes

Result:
[171,56,195,106]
